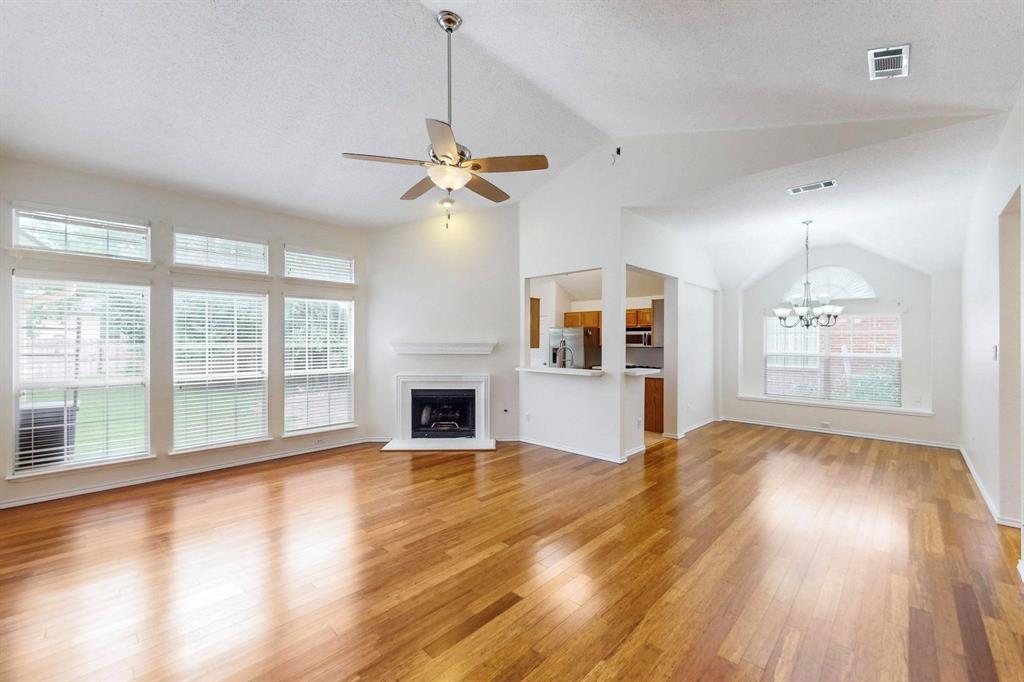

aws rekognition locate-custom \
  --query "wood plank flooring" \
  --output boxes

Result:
[1,422,1022,681]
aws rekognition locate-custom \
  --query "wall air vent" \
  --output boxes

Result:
[787,179,837,195]
[868,44,910,79]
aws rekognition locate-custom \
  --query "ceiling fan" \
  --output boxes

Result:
[343,10,548,205]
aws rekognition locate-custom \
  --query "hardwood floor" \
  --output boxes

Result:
[1,422,1022,681]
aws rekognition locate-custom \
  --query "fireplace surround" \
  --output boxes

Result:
[382,374,495,451]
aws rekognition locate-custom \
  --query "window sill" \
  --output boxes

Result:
[5,247,155,269]
[170,436,273,456]
[736,394,933,417]
[282,276,357,289]
[281,422,359,438]
[6,453,157,481]
[169,265,272,281]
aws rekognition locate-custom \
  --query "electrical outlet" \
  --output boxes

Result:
[636,417,642,430]
[314,437,325,446]
[525,413,531,423]
[820,421,831,429]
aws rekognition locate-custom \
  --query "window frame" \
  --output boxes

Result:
[170,286,270,455]
[282,294,357,436]
[763,313,903,408]
[10,274,152,477]
[282,244,357,285]
[171,227,270,275]
[11,201,152,264]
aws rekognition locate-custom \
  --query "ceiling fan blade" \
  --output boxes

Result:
[400,176,435,201]
[463,155,549,173]
[465,174,510,203]
[343,153,428,166]
[426,119,459,162]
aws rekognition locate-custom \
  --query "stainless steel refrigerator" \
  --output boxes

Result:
[548,327,601,369]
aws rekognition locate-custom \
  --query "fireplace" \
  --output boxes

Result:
[383,374,494,451]
[411,389,475,439]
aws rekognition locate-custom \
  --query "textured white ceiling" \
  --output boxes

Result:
[635,115,1008,286]
[429,0,1023,136]
[0,0,1020,235]
[0,1,602,228]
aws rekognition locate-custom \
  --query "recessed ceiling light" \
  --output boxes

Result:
[787,179,838,195]
[868,44,910,80]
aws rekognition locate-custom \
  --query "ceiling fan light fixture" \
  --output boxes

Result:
[439,196,454,209]
[427,164,472,191]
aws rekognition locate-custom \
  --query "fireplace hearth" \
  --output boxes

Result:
[411,389,475,439]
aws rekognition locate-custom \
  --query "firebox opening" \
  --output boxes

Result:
[410,389,476,439]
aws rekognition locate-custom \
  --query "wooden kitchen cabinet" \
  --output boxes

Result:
[564,310,602,344]
[644,377,664,432]
[637,308,653,328]
[625,309,638,327]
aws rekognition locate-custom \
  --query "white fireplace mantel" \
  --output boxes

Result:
[390,341,496,355]
[382,373,495,451]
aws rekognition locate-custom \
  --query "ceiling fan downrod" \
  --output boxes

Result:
[437,11,462,126]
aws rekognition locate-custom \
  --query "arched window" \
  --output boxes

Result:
[785,266,876,302]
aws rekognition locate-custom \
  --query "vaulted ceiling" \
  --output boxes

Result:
[1,0,1021,269]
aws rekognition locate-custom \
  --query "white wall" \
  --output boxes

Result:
[961,88,1023,528]
[519,146,627,461]
[999,207,1021,526]
[0,157,369,507]
[721,243,961,447]
[679,283,717,433]
[365,204,520,440]
[621,210,720,438]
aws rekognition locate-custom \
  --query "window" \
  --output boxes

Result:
[784,266,876,302]
[173,289,267,451]
[284,297,354,432]
[764,314,901,406]
[284,247,355,284]
[173,231,268,273]
[14,278,149,473]
[15,207,149,261]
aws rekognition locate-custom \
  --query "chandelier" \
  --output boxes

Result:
[773,220,843,328]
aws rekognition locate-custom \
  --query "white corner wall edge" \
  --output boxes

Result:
[390,341,496,355]
[0,437,390,510]
[1019,560,1023,584]
[959,446,1023,529]
[518,437,626,464]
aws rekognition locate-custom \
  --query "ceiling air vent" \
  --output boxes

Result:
[787,179,837,195]
[868,44,910,79]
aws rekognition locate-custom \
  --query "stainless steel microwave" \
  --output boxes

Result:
[625,330,651,347]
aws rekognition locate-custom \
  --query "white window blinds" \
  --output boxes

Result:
[284,298,354,432]
[15,208,149,261]
[173,289,267,451]
[764,314,901,406]
[15,278,149,473]
[284,247,355,283]
[173,231,268,273]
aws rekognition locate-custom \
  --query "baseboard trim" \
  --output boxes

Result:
[719,416,960,450]
[662,433,684,440]
[623,444,645,459]
[957,446,1019,527]
[517,437,626,464]
[683,417,718,435]
[0,437,386,509]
